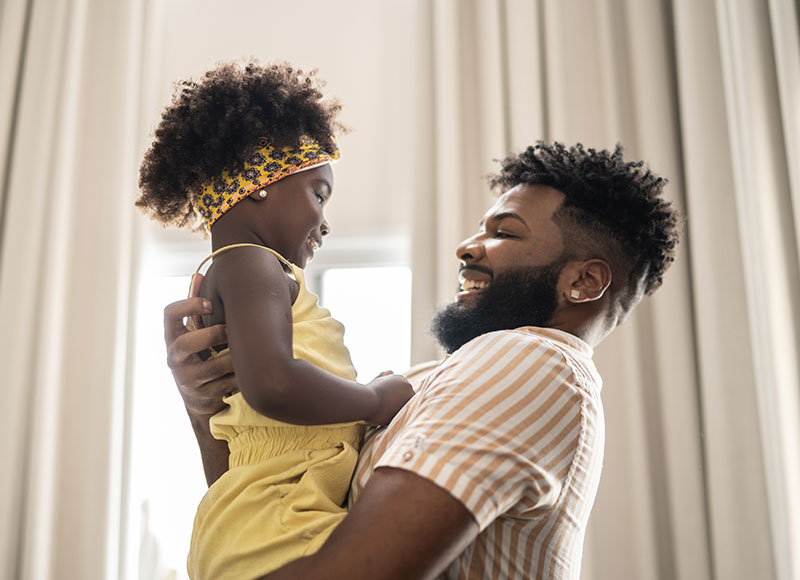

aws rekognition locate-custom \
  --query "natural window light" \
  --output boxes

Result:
[127,274,206,580]
[318,266,411,381]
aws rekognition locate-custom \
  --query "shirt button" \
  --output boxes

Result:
[402,450,414,462]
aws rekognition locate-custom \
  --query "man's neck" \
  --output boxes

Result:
[544,312,612,349]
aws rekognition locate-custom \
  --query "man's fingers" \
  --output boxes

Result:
[181,371,238,417]
[168,325,229,366]
[193,351,235,385]
[164,297,212,344]
[201,372,239,398]
[187,274,208,331]
[189,272,205,297]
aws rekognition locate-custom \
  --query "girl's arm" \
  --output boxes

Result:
[214,246,413,426]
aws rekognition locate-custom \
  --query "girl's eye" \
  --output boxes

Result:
[495,231,514,239]
[315,192,325,205]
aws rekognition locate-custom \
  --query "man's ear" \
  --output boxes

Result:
[561,259,612,303]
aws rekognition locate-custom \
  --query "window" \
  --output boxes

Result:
[127,272,206,580]
[318,266,412,381]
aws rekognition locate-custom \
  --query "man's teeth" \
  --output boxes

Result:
[461,279,489,291]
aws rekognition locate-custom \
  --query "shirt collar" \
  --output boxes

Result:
[515,326,594,358]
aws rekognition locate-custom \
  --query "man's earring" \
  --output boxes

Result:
[570,289,580,299]
[258,189,268,199]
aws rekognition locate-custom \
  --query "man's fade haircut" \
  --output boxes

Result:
[488,142,680,298]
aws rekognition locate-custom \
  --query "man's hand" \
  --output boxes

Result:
[163,288,237,485]
[164,294,236,418]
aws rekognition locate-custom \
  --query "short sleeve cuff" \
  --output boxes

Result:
[374,435,501,531]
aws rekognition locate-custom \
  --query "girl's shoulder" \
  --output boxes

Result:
[206,245,299,302]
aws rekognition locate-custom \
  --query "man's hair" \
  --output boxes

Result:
[488,142,680,297]
[137,61,342,230]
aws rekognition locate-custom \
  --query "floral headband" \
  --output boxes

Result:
[190,135,340,231]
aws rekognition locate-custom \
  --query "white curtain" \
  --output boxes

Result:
[0,0,143,578]
[412,1,800,579]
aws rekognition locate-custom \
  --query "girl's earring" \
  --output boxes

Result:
[570,289,580,299]
[258,189,268,199]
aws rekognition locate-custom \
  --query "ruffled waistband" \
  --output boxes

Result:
[227,424,365,467]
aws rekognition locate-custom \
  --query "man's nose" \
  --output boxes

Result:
[456,235,484,261]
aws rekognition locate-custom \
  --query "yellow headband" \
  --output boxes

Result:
[190,135,340,231]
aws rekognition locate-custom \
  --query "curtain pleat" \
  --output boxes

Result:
[0,0,144,578]
[410,0,507,362]
[713,0,800,577]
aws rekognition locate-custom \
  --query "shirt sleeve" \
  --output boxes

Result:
[374,330,587,530]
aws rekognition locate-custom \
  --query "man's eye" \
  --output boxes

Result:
[495,231,515,238]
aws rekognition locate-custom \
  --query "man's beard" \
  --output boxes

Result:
[430,260,564,354]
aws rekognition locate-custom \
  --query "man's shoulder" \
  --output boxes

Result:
[428,328,566,385]
[431,327,599,397]
[453,327,575,358]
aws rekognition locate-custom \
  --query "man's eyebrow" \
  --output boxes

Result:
[486,211,530,230]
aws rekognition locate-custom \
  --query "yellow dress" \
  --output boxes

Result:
[186,244,364,580]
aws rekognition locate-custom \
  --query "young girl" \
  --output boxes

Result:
[136,62,414,580]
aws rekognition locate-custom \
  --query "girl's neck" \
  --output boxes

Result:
[210,223,267,252]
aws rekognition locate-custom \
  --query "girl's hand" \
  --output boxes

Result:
[365,373,414,426]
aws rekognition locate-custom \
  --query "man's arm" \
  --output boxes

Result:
[164,296,237,485]
[261,467,479,580]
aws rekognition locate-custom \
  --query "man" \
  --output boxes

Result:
[164,142,680,579]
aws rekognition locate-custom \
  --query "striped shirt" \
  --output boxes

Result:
[350,327,605,579]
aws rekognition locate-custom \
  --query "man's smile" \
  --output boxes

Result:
[457,265,493,300]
